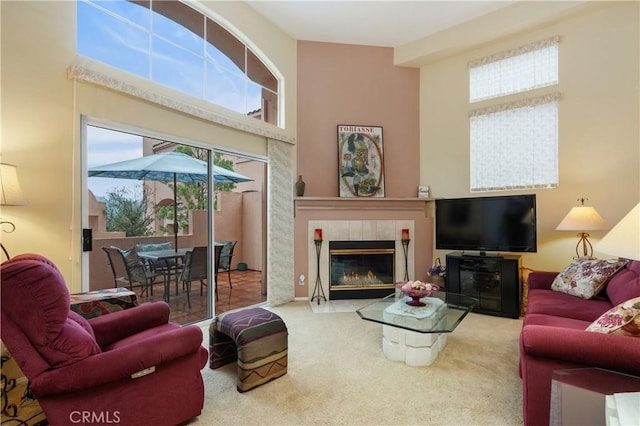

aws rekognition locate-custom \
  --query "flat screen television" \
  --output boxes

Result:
[435,194,537,253]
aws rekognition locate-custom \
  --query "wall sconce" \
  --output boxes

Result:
[595,202,640,261]
[556,198,608,258]
[0,163,29,259]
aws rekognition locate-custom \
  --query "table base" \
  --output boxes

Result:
[382,321,448,366]
[356,292,477,367]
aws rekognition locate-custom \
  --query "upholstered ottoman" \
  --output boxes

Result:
[209,307,288,392]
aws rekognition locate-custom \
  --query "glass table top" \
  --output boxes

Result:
[356,291,478,334]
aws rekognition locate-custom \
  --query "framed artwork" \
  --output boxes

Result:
[337,125,384,198]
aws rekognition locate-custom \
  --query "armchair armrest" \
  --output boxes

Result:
[521,324,640,375]
[30,325,205,396]
[89,302,170,347]
[527,271,559,290]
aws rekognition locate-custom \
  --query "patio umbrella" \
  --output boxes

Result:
[89,151,253,249]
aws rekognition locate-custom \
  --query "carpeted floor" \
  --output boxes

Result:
[194,300,523,425]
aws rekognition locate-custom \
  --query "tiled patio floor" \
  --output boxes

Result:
[136,269,265,325]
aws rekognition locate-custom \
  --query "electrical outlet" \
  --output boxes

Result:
[299,274,305,285]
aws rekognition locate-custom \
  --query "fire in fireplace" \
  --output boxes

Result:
[329,240,396,299]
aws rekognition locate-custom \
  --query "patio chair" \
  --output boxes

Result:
[136,242,182,296]
[102,246,166,299]
[179,246,208,308]
[218,241,237,288]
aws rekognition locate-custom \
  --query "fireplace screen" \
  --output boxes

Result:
[329,241,395,292]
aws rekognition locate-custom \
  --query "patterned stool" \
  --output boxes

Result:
[209,307,288,392]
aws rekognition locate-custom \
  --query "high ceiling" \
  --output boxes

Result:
[245,1,518,48]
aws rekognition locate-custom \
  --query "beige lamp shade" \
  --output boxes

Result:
[556,206,609,231]
[0,163,28,206]
[556,199,609,258]
[595,202,640,261]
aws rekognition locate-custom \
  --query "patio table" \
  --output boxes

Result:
[137,244,224,301]
[137,248,190,301]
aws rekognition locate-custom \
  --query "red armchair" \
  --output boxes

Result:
[1,253,208,426]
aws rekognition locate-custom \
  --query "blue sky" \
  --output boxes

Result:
[77,0,260,114]
[87,126,143,197]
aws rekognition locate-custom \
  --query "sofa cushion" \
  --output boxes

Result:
[527,288,612,322]
[550,257,628,299]
[523,312,591,330]
[606,260,640,306]
[586,297,640,337]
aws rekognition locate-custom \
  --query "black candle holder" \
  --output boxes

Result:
[401,238,410,281]
[311,239,327,305]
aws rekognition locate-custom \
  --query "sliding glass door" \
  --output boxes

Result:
[82,120,214,324]
[81,118,268,324]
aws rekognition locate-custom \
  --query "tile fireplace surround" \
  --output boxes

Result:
[307,220,415,300]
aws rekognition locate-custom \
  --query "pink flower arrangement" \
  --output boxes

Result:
[399,280,439,297]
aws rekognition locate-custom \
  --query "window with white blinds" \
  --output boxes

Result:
[469,37,560,192]
[470,37,559,102]
[470,95,559,191]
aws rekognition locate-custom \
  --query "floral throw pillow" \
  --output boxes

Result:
[550,257,628,299]
[586,297,640,336]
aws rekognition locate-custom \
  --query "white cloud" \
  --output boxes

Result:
[87,126,144,197]
[87,126,142,167]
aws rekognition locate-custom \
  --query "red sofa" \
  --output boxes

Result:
[519,260,640,426]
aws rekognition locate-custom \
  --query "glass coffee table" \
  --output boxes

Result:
[356,291,478,366]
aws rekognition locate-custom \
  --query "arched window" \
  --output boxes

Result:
[77,0,279,126]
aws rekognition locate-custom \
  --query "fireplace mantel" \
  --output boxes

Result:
[295,197,435,216]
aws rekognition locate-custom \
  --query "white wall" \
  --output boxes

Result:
[416,2,639,271]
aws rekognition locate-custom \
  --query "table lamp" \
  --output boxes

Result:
[0,163,29,259]
[595,202,640,261]
[556,198,608,258]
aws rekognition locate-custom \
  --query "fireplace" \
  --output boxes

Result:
[306,219,416,302]
[329,240,396,299]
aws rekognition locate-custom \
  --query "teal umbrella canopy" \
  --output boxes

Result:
[89,151,253,248]
[88,151,253,184]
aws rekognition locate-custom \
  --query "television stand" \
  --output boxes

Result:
[461,251,502,257]
[445,252,521,318]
